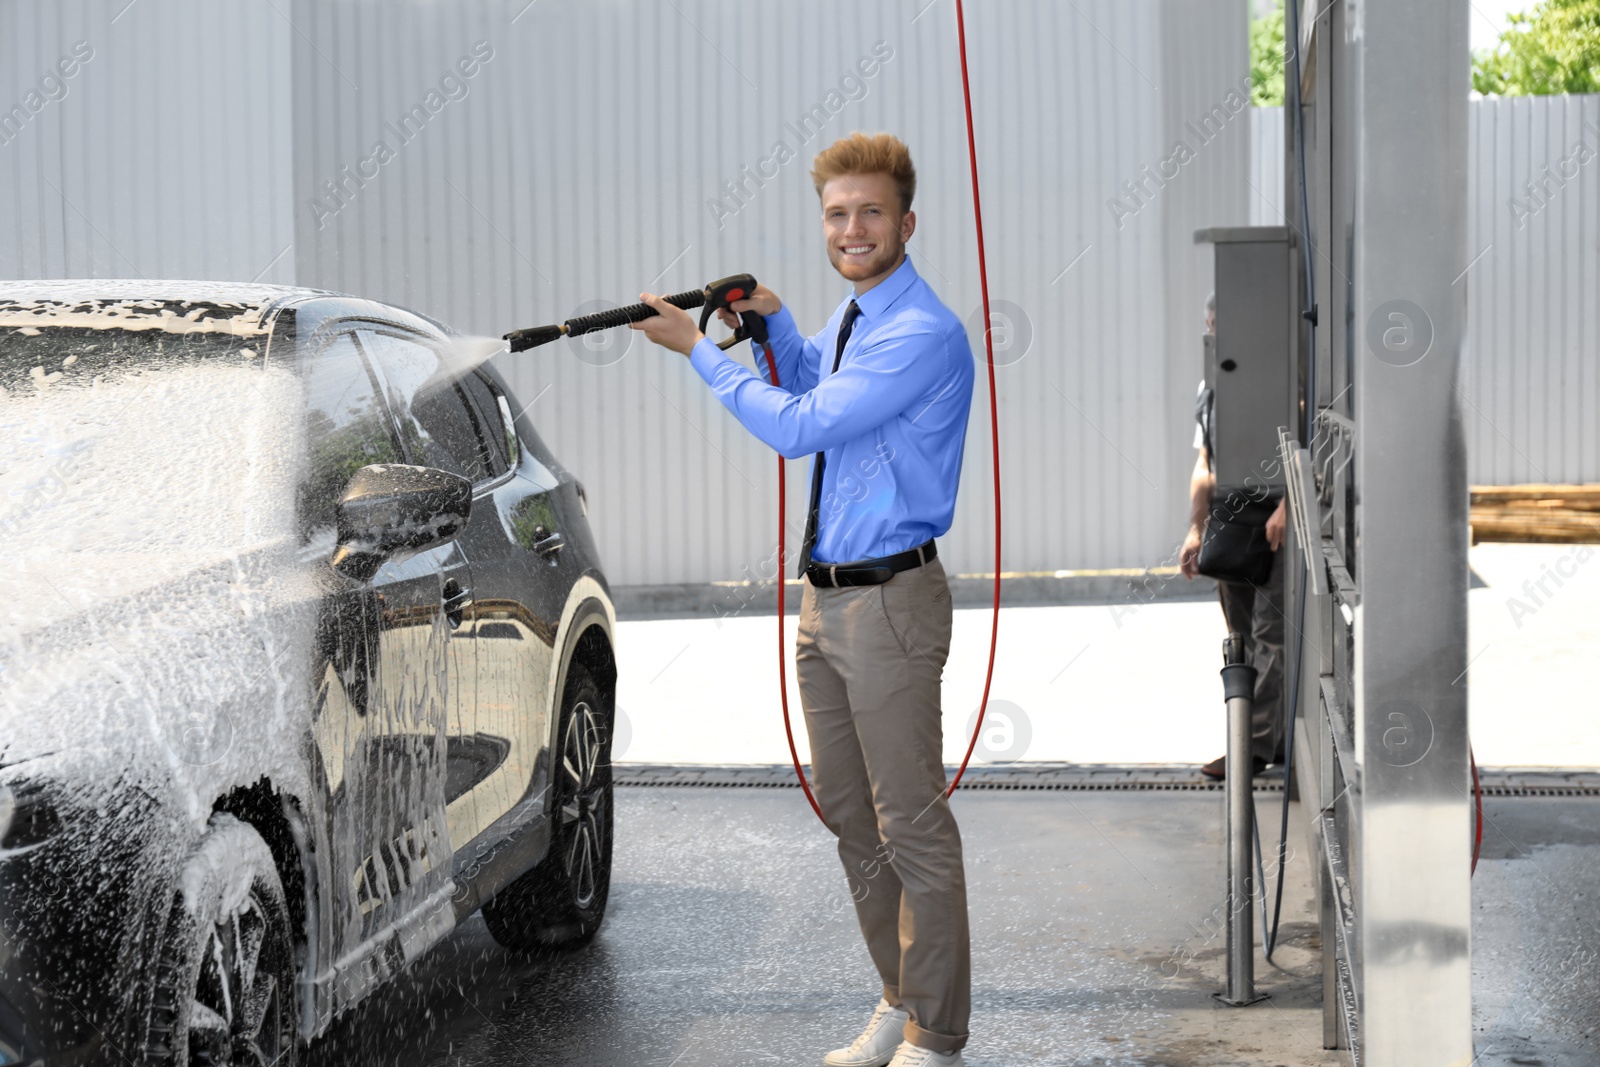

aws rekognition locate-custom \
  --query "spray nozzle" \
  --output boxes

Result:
[504,324,567,353]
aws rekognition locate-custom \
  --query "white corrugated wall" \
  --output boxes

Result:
[1465,94,1600,487]
[1250,97,1600,487]
[1249,105,1285,226]
[1,1,1308,588]
[284,0,1249,585]
[0,0,294,283]
[10,6,1592,585]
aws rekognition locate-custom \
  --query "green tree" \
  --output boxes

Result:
[1474,0,1600,95]
[1250,1,1287,107]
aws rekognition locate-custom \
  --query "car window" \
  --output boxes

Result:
[301,331,402,534]
[359,330,496,484]
[458,370,511,476]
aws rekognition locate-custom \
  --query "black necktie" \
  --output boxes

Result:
[799,300,862,576]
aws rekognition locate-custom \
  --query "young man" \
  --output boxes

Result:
[633,132,976,1067]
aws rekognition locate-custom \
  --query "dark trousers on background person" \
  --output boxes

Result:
[795,555,971,1055]
[1216,545,1286,765]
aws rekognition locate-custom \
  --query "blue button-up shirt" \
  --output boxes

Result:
[688,255,974,564]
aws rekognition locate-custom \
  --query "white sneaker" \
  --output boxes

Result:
[822,998,910,1067]
[886,1043,965,1067]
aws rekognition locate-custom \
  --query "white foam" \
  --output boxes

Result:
[0,363,319,823]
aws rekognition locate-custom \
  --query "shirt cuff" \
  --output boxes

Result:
[688,336,731,384]
[764,304,799,341]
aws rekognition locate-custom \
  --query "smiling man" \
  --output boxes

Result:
[633,132,976,1067]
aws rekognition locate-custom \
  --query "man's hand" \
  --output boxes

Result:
[1179,524,1204,579]
[713,283,782,332]
[1266,497,1288,551]
[630,292,704,356]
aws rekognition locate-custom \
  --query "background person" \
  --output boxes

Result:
[633,132,975,1067]
[1179,293,1288,780]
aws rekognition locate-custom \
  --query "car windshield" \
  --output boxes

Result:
[0,298,272,388]
[0,310,306,630]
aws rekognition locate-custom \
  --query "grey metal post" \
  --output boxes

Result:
[1216,634,1267,1007]
[1352,1,1473,1063]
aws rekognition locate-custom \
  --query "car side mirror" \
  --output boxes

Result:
[331,464,472,582]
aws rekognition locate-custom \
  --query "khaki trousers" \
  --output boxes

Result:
[795,556,971,1054]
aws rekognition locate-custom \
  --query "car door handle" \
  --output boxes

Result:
[532,525,565,559]
[442,578,473,629]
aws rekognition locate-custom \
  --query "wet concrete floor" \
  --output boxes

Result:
[307,786,1599,1066]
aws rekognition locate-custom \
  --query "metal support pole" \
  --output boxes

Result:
[1217,633,1268,1007]
[1351,2,1473,1061]
[1276,2,1469,1057]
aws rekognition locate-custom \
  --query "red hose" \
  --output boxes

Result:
[761,343,827,823]
[770,0,1002,822]
[947,0,1002,796]
[1471,744,1483,876]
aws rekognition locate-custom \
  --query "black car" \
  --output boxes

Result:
[0,281,618,1066]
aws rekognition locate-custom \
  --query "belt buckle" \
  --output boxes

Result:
[829,564,838,587]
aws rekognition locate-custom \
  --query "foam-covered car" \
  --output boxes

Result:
[0,281,617,1066]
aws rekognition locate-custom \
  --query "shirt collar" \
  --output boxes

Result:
[850,253,919,323]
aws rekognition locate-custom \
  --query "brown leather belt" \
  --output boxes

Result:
[804,540,937,588]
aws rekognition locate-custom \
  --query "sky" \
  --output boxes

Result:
[1259,1,1534,54]
[1469,0,1535,51]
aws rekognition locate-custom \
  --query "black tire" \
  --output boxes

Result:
[140,814,300,1067]
[482,664,614,953]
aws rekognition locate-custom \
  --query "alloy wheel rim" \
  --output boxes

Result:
[558,699,608,910]
[186,891,288,1066]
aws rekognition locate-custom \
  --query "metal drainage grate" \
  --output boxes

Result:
[613,763,1284,793]
[614,764,1600,797]
[1477,772,1600,798]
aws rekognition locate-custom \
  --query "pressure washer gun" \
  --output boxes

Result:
[504,273,766,354]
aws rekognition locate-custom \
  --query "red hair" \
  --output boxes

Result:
[810,132,917,213]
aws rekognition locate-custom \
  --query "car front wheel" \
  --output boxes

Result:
[482,663,614,953]
[140,814,300,1067]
